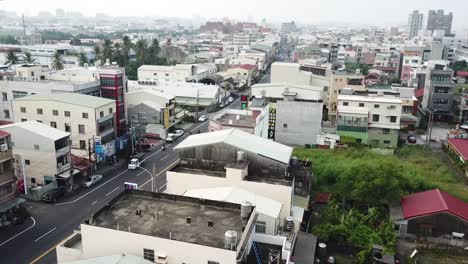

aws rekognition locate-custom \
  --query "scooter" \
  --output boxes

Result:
[162,144,166,151]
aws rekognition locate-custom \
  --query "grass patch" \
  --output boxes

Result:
[294,145,468,202]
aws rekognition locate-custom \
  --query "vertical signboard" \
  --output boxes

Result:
[163,108,170,128]
[268,105,276,140]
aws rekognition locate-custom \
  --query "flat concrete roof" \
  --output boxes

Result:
[215,113,255,128]
[91,191,247,250]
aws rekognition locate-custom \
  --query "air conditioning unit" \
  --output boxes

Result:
[0,144,8,151]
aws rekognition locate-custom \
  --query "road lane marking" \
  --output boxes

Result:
[91,201,98,206]
[140,159,180,190]
[34,227,56,242]
[30,232,77,264]
[105,187,120,197]
[0,217,36,247]
[160,155,168,161]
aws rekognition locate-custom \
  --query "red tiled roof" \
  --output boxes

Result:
[314,192,331,204]
[239,64,257,70]
[457,71,468,78]
[402,189,468,221]
[0,130,9,138]
[448,138,468,160]
[414,88,424,98]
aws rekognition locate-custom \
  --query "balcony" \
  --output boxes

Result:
[0,149,13,163]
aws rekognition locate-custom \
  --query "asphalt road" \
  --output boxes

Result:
[0,121,209,264]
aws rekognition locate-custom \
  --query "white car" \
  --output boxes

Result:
[228,97,234,103]
[166,129,184,143]
[83,175,103,188]
[198,115,208,122]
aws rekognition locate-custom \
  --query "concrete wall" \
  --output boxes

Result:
[275,101,322,146]
[271,63,311,85]
[336,130,368,144]
[79,224,237,264]
[367,127,399,148]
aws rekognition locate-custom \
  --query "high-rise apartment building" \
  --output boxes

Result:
[408,10,424,39]
[426,10,453,36]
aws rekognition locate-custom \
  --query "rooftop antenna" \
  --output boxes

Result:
[22,14,27,44]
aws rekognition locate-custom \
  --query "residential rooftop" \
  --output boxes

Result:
[13,93,115,108]
[0,120,69,141]
[214,113,256,128]
[89,190,251,250]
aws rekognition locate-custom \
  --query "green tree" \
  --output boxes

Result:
[78,52,88,67]
[125,61,139,80]
[345,63,370,75]
[0,35,19,44]
[451,60,468,73]
[122,35,132,67]
[135,39,148,66]
[148,39,161,64]
[5,51,19,65]
[102,39,113,62]
[113,43,123,66]
[51,51,64,70]
[22,51,36,64]
[93,45,101,63]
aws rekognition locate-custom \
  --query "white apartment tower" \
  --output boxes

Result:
[408,10,424,39]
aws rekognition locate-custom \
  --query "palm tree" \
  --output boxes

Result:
[102,39,113,63]
[148,39,161,65]
[78,52,88,67]
[113,43,123,66]
[51,51,64,70]
[93,45,101,63]
[122,36,132,67]
[135,39,148,66]
[5,51,19,65]
[22,51,36,64]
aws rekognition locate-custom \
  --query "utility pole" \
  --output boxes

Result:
[22,14,26,44]
[195,87,199,120]
[88,138,92,162]
[426,109,436,149]
[68,138,74,192]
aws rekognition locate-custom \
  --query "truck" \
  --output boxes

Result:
[128,153,145,170]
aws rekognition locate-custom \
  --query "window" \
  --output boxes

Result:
[34,144,40,150]
[165,73,169,77]
[37,108,43,115]
[383,128,390,134]
[2,92,7,101]
[403,106,413,113]
[79,140,86,150]
[3,110,9,119]
[384,140,391,144]
[65,123,71,132]
[434,98,448,104]
[20,107,26,113]
[208,261,220,264]
[82,112,88,119]
[359,103,364,107]
[78,124,85,134]
[143,249,155,262]
[53,110,59,116]
[255,221,267,234]
[50,121,57,128]
[372,114,380,122]
[283,123,288,128]
[109,108,113,114]
[374,104,380,108]
[153,73,157,76]
[25,160,31,165]
[37,120,42,123]
[390,116,397,123]
[12,91,27,99]
[21,118,27,122]
[388,105,396,110]
[64,111,70,117]
[100,111,104,118]
[343,102,349,106]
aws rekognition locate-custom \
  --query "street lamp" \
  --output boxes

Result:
[425,108,437,149]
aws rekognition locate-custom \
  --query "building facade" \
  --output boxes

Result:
[426,10,453,36]
[408,10,424,39]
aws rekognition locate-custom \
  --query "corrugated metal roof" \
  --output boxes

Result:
[0,121,69,141]
[401,189,468,222]
[448,138,468,160]
[13,93,115,109]
[183,187,282,218]
[174,129,293,164]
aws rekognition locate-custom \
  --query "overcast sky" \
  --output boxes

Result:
[1,0,468,30]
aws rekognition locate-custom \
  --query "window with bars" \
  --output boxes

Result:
[143,248,155,262]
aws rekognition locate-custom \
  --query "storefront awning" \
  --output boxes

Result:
[0,198,26,213]
[56,169,81,179]
[71,155,93,172]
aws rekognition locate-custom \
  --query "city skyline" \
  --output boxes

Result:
[1,0,468,30]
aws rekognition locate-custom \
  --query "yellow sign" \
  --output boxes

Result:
[163,108,170,128]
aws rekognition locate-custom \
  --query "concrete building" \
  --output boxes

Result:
[126,89,177,139]
[337,92,402,148]
[251,83,323,146]
[138,64,217,84]
[408,10,424,39]
[12,93,116,159]
[0,121,70,187]
[421,60,455,121]
[208,103,269,138]
[270,62,314,86]
[56,190,261,264]
[281,21,298,34]
[328,70,366,123]
[166,129,312,235]
[426,10,453,36]
[0,130,15,204]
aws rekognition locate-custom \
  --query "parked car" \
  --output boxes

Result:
[42,188,66,202]
[407,135,417,144]
[198,115,208,122]
[228,96,234,103]
[83,175,103,188]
